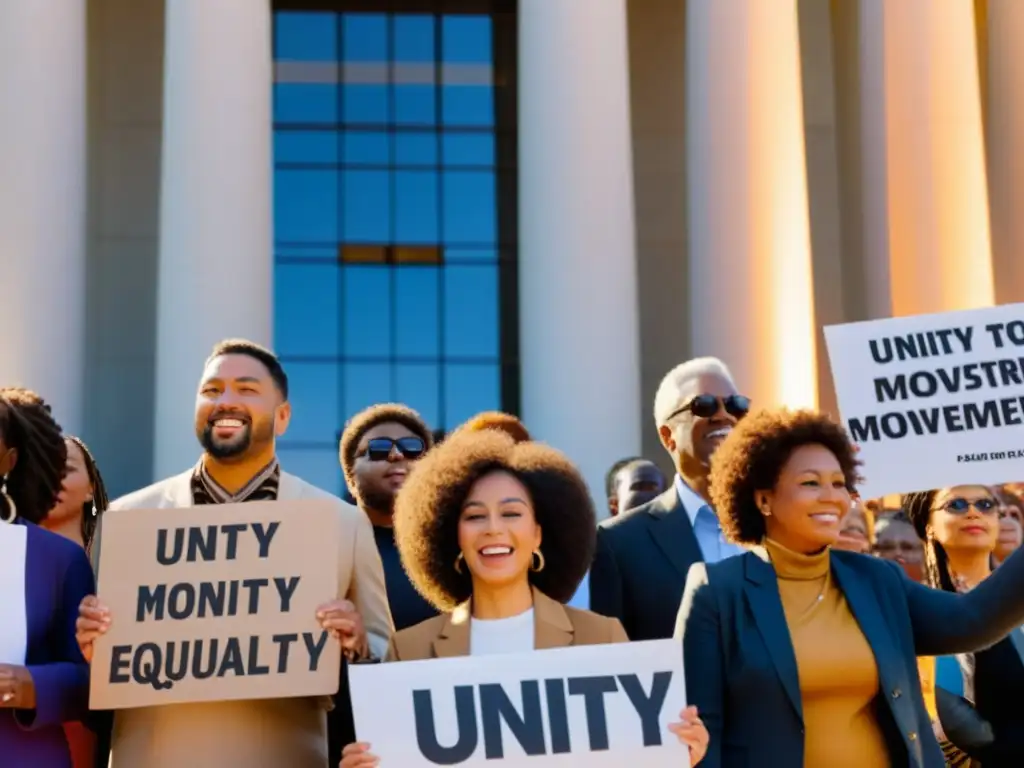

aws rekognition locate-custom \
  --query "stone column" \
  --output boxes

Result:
[0,0,87,432]
[518,0,643,505]
[154,0,273,477]
[686,0,819,408]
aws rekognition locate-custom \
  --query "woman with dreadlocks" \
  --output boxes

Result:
[43,436,109,555]
[904,486,1024,766]
[0,388,96,767]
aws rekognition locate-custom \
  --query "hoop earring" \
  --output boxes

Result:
[454,551,465,574]
[90,501,97,517]
[531,549,546,573]
[0,476,15,524]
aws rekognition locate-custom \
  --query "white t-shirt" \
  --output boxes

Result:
[469,608,535,656]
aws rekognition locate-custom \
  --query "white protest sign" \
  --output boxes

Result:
[824,303,1024,498]
[349,639,688,767]
[350,638,688,765]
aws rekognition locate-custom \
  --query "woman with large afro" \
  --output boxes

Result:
[675,407,1024,768]
[340,428,709,766]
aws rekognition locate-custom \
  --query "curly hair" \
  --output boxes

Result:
[0,388,68,524]
[65,436,110,553]
[392,429,595,611]
[710,408,862,545]
[454,411,531,444]
[339,403,433,492]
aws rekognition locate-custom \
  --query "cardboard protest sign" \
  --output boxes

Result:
[89,500,342,709]
[825,303,1024,498]
[349,639,689,767]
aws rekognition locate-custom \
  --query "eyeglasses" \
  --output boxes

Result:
[359,437,426,462]
[666,394,751,421]
[936,497,998,515]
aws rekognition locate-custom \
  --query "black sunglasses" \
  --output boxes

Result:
[667,394,751,421]
[938,497,997,515]
[360,437,426,462]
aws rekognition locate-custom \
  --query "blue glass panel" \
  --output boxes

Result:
[394,171,438,243]
[275,12,337,61]
[442,16,492,64]
[276,447,343,496]
[444,363,500,427]
[342,14,386,62]
[395,132,437,166]
[276,245,337,260]
[444,248,497,263]
[394,85,436,126]
[443,265,499,358]
[274,263,339,357]
[283,362,341,443]
[443,171,496,244]
[275,169,339,243]
[274,131,339,164]
[394,15,435,62]
[441,133,495,167]
[442,86,494,127]
[343,85,389,124]
[396,363,440,429]
[394,267,440,357]
[343,266,391,357]
[343,131,389,165]
[343,363,393,418]
[274,84,338,124]
[343,170,391,242]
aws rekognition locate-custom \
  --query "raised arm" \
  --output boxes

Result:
[901,545,1024,657]
[346,510,394,660]
[674,563,723,768]
[17,545,95,730]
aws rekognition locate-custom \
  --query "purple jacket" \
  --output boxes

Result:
[0,521,94,767]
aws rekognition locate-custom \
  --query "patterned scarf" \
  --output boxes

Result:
[190,458,280,505]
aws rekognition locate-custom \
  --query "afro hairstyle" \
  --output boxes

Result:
[453,411,531,443]
[392,429,595,611]
[709,408,862,545]
[339,403,434,492]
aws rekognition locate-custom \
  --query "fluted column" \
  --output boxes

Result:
[0,1,86,432]
[518,0,642,505]
[986,0,1024,304]
[154,0,273,478]
[858,0,994,316]
[686,0,818,408]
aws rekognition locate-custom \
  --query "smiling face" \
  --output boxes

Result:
[352,421,425,514]
[760,443,851,553]
[928,485,999,556]
[194,354,289,462]
[48,439,92,524]
[660,372,743,471]
[456,470,542,592]
[835,500,870,554]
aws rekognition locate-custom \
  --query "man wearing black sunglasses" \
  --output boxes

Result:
[339,403,437,633]
[590,357,750,641]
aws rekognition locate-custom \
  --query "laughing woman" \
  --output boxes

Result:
[340,429,708,766]
[0,388,95,767]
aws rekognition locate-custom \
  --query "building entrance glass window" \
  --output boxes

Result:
[271,0,518,495]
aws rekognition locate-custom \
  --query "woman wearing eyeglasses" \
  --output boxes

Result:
[340,429,710,766]
[675,408,1024,768]
[904,486,1024,766]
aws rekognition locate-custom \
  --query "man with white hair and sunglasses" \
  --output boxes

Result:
[589,357,751,640]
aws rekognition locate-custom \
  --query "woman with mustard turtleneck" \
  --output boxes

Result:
[674,408,1024,768]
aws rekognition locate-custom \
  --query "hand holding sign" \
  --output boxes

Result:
[76,595,111,663]
[317,599,367,660]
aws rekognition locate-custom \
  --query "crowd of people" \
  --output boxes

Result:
[1,337,1023,767]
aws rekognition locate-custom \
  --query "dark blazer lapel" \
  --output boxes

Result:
[533,588,575,650]
[743,548,803,722]
[830,556,901,697]
[646,488,703,579]
[432,602,471,658]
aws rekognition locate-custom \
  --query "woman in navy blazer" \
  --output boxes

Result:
[674,408,1024,768]
[0,388,95,767]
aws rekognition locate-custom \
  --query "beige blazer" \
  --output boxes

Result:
[91,469,394,768]
[386,587,628,661]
